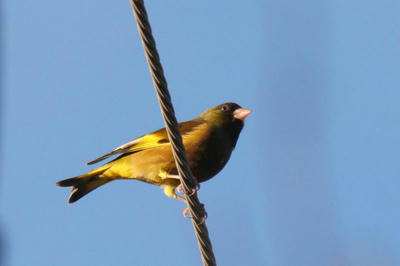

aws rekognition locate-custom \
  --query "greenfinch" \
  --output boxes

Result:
[57,102,251,203]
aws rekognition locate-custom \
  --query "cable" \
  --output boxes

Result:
[129,1,217,265]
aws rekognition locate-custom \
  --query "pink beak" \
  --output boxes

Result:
[233,108,252,121]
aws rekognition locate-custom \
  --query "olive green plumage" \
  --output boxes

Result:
[57,102,251,203]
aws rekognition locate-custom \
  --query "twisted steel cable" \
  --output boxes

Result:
[130,1,217,265]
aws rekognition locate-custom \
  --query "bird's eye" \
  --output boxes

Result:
[220,105,228,111]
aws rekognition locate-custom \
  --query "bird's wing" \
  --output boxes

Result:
[86,120,204,165]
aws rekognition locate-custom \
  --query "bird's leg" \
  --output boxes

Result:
[173,194,186,202]
[166,174,180,179]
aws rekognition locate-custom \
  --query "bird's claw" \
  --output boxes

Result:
[182,204,208,225]
[191,183,201,195]
[183,207,191,218]
[177,184,185,194]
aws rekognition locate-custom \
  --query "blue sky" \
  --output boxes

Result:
[2,1,400,265]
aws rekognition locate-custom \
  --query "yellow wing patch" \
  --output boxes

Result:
[86,134,169,165]
[119,134,169,153]
[86,119,206,165]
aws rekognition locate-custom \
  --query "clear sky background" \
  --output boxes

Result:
[1,1,399,266]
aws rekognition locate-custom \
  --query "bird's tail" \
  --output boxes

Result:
[56,166,111,203]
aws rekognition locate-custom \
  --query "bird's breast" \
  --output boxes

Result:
[183,125,234,183]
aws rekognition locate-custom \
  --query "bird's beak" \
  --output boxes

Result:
[233,108,252,121]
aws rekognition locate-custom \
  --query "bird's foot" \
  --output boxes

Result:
[168,174,200,196]
[176,183,200,196]
[182,204,208,224]
[183,207,191,218]
[173,183,205,221]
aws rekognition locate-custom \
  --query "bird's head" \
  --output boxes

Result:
[199,102,252,127]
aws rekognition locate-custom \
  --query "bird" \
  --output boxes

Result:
[56,102,251,207]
